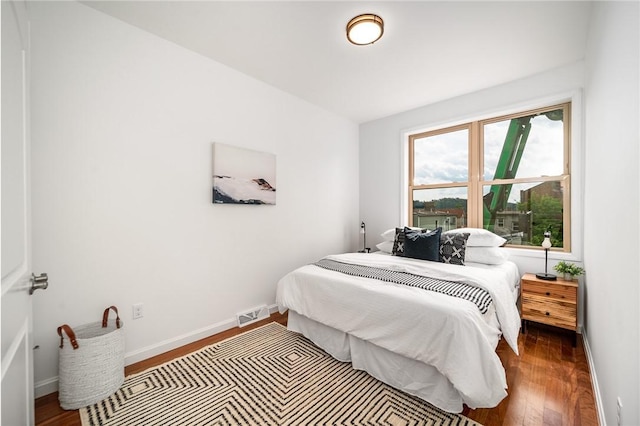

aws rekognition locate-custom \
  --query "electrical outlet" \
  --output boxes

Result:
[132,303,144,319]
[616,397,623,425]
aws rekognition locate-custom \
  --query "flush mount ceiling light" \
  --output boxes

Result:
[346,14,384,45]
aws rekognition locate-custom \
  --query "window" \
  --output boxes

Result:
[409,103,571,250]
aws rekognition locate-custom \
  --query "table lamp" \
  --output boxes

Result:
[359,221,369,253]
[536,231,556,280]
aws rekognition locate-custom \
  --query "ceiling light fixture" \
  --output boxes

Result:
[346,14,384,45]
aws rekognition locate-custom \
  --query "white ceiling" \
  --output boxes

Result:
[82,1,592,123]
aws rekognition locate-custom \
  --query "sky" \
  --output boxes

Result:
[413,110,564,205]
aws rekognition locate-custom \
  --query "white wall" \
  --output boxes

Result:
[583,2,639,425]
[29,2,359,396]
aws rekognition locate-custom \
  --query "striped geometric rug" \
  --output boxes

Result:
[80,322,480,425]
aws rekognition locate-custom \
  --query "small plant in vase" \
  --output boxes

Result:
[553,261,585,280]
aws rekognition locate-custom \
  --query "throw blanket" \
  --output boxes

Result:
[314,258,493,314]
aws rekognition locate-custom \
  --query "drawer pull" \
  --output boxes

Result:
[545,292,550,296]
[545,312,550,316]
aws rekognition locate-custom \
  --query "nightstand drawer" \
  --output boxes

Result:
[521,294,577,330]
[521,280,577,302]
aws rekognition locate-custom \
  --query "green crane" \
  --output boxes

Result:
[483,110,564,232]
[483,116,532,231]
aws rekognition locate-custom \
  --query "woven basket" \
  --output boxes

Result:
[57,306,125,410]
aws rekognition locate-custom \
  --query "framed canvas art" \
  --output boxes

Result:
[212,142,276,205]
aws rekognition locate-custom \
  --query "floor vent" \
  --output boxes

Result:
[236,305,269,327]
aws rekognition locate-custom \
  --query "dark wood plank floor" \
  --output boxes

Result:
[36,313,598,426]
[463,323,598,425]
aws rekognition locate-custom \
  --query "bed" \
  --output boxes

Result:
[276,228,521,413]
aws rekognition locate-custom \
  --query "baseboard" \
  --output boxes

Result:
[35,303,280,399]
[582,330,606,426]
[35,376,59,399]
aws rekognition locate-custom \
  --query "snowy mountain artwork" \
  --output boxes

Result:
[212,143,276,205]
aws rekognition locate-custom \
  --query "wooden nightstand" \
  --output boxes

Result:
[520,272,578,346]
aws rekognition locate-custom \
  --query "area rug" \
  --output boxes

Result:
[80,322,481,425]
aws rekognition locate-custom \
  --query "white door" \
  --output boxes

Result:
[1,1,41,424]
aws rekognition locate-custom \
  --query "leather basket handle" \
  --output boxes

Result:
[57,325,79,350]
[57,306,120,350]
[102,305,121,329]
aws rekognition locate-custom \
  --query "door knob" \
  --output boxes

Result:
[29,273,48,295]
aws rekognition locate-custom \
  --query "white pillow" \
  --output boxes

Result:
[444,227,506,247]
[465,247,509,265]
[380,228,396,241]
[376,241,394,254]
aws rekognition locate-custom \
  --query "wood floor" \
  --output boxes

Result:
[462,323,598,426]
[35,313,598,426]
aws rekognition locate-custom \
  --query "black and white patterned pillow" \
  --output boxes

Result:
[439,232,470,266]
[392,228,405,256]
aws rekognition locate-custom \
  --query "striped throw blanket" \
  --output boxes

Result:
[314,258,493,314]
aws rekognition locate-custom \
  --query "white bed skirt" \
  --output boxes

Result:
[287,309,466,413]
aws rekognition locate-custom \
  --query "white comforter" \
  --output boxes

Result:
[276,252,521,409]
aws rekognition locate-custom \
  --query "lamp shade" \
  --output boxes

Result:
[346,14,384,45]
[541,237,552,249]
